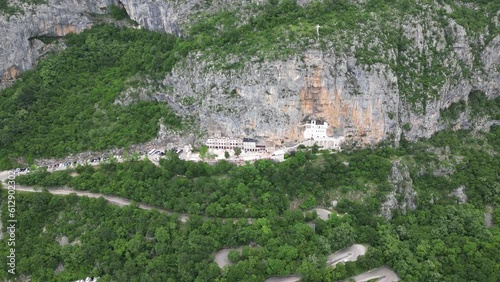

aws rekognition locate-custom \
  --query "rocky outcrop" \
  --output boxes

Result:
[0,0,265,85]
[0,0,115,84]
[119,0,185,35]
[449,186,467,204]
[0,0,178,84]
[381,160,417,219]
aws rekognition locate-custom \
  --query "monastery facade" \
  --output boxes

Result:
[206,137,266,152]
[302,120,344,150]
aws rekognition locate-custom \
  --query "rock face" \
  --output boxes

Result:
[0,0,116,83]
[1,0,499,145]
[0,0,258,84]
[157,2,499,145]
[164,49,401,146]
[0,0,193,83]
[381,160,417,219]
[119,0,185,35]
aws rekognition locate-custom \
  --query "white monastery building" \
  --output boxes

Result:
[302,120,344,150]
[206,137,266,152]
[206,137,242,149]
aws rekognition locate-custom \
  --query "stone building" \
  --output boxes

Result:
[243,138,257,151]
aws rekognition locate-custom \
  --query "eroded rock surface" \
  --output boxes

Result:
[0,0,115,84]
[382,160,417,219]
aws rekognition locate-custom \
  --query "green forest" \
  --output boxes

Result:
[0,25,185,169]
[4,127,499,281]
[0,0,499,281]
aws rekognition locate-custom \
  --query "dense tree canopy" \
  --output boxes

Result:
[6,128,499,281]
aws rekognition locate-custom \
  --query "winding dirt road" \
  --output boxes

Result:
[0,170,189,222]
[214,247,243,268]
[2,170,400,282]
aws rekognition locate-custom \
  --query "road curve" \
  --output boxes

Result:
[349,266,399,282]
[326,244,368,267]
[214,247,243,268]
[265,275,302,282]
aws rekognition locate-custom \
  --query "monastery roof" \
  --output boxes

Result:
[313,120,326,125]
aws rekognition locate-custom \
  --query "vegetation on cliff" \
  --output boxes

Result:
[1,0,499,168]
[0,25,184,169]
[183,0,499,107]
[0,0,46,15]
[440,90,500,125]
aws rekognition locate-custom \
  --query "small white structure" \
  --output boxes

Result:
[183,144,192,153]
[303,120,344,150]
[179,144,193,160]
[304,120,329,139]
[73,277,99,282]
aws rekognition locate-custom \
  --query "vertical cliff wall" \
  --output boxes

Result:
[162,48,401,146]
[0,0,115,83]
[0,0,263,84]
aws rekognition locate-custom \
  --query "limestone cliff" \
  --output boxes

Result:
[0,0,114,83]
[158,1,498,146]
[0,0,499,146]
[163,49,401,146]
[0,0,258,83]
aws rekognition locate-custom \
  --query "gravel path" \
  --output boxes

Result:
[485,205,493,228]
[311,208,332,220]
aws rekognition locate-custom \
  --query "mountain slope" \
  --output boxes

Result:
[0,0,498,167]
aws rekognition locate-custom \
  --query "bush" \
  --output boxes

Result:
[403,123,411,131]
